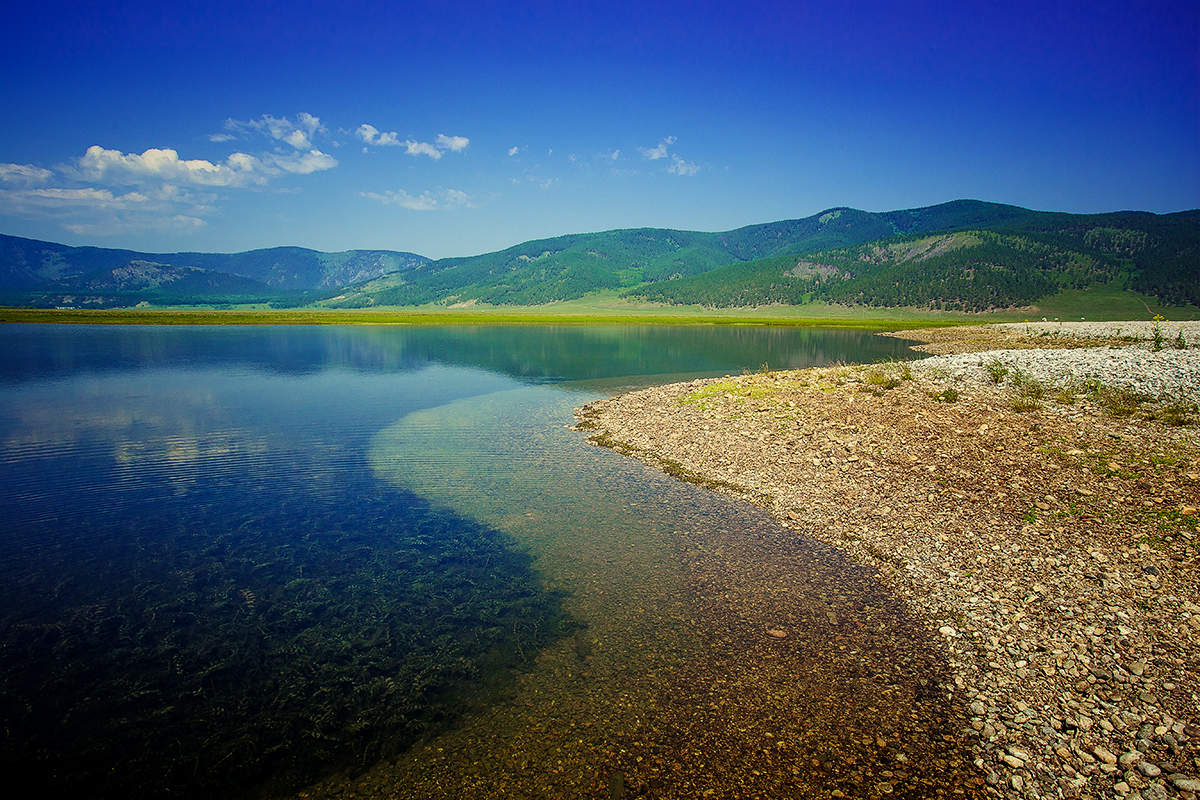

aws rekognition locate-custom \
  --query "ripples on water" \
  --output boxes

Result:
[0,324,976,799]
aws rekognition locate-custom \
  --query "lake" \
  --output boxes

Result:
[0,324,976,798]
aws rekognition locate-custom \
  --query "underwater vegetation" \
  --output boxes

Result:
[0,476,573,798]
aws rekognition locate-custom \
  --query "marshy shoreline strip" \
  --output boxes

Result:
[577,322,1199,800]
[0,306,957,328]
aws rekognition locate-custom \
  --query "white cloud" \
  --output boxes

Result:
[75,144,336,187]
[356,123,399,147]
[0,162,53,186]
[0,183,206,237]
[224,152,262,175]
[0,178,215,236]
[9,186,148,209]
[283,130,310,148]
[667,155,700,176]
[507,146,520,157]
[0,116,338,237]
[225,113,325,150]
[77,145,271,187]
[0,182,215,217]
[638,136,676,160]
[435,134,469,152]
[609,149,620,160]
[361,187,471,211]
[356,125,436,158]
[296,112,321,135]
[357,124,470,159]
[268,149,338,175]
[635,137,698,175]
[1,112,347,239]
[403,140,442,159]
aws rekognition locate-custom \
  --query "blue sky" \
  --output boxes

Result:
[1,0,1196,258]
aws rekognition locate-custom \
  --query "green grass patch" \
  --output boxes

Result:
[0,306,967,329]
[861,369,902,393]
[1028,287,1200,321]
[680,379,779,408]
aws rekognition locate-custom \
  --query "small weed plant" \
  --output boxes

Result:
[1089,384,1146,418]
[1010,395,1042,412]
[864,369,901,391]
[1159,401,1197,427]
[1009,368,1046,399]
[983,358,1008,384]
[889,359,914,381]
[1054,384,1078,405]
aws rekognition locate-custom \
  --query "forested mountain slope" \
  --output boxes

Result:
[330,201,1197,308]
[625,211,1200,310]
[2,201,1196,310]
[329,200,1045,306]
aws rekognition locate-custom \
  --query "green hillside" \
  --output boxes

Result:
[3,201,1196,311]
[0,260,298,309]
[0,234,430,294]
[626,210,1200,311]
[328,200,1197,308]
[327,200,1053,307]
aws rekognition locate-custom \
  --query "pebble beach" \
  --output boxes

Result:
[577,322,1199,800]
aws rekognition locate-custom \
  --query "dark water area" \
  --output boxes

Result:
[1,478,569,798]
[0,323,931,798]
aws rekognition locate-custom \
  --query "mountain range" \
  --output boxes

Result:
[2,200,1197,310]
[0,235,429,306]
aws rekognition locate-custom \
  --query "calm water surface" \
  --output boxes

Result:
[0,324,973,799]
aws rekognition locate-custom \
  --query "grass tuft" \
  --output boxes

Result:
[982,358,1009,384]
[1089,384,1147,418]
[1009,368,1045,399]
[864,369,901,390]
[1157,401,1197,427]
[1010,396,1042,413]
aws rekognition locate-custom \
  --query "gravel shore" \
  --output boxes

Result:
[577,323,1199,800]
[916,348,1200,401]
[992,321,1200,349]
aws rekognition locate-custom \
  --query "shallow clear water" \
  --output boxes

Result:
[0,324,970,799]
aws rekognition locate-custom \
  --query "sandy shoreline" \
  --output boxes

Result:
[577,324,1199,800]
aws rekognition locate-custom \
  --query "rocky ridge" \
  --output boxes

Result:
[577,323,1199,800]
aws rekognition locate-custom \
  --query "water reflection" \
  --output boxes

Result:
[0,324,965,799]
[0,323,916,384]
